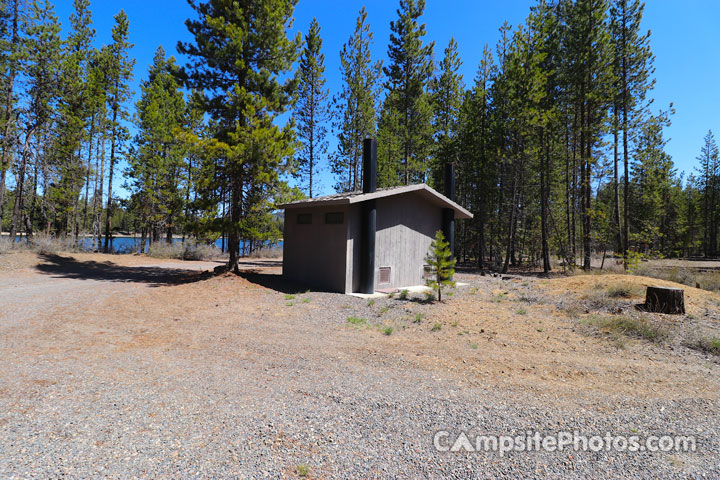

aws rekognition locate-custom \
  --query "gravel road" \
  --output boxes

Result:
[0,252,718,478]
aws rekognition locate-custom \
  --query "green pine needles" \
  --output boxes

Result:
[425,230,456,303]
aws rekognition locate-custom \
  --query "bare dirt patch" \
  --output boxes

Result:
[1,255,719,478]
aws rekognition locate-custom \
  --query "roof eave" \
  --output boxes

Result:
[278,184,474,219]
[277,198,351,209]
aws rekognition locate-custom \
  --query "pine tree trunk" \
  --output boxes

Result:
[622,4,630,268]
[502,169,518,274]
[82,115,95,235]
[613,106,622,254]
[104,104,119,253]
[228,177,242,272]
[0,0,19,234]
[540,132,551,273]
[95,128,106,250]
[9,131,34,241]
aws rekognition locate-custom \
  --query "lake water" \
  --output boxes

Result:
[12,235,282,255]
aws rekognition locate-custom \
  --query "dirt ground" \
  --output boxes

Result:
[1,252,718,478]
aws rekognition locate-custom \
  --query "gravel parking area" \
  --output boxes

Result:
[1,252,719,478]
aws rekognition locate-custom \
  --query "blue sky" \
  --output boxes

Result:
[54,0,720,197]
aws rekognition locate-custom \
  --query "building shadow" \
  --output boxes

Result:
[237,268,334,294]
[237,259,283,269]
[34,253,212,287]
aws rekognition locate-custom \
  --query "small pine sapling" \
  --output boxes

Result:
[425,230,456,302]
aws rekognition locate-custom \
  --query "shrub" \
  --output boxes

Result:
[431,323,442,332]
[347,316,367,326]
[296,464,309,477]
[147,241,221,260]
[31,234,80,255]
[367,299,375,307]
[398,289,409,300]
[382,326,393,336]
[247,247,282,259]
[413,313,424,323]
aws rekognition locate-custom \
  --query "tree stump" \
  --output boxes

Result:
[644,286,685,314]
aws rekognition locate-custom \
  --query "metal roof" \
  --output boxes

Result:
[278,183,473,220]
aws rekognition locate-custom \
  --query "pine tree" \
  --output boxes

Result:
[562,0,614,270]
[54,0,95,237]
[9,0,62,241]
[381,0,434,185]
[697,130,719,257]
[376,92,403,188]
[0,0,21,232]
[425,229,456,302]
[103,9,134,253]
[629,108,674,252]
[331,7,381,192]
[456,44,494,268]
[530,1,561,273]
[295,18,328,198]
[429,37,463,190]
[609,0,655,266]
[88,48,111,248]
[178,0,300,271]
[127,47,186,248]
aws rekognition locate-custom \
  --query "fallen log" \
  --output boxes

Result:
[644,286,685,314]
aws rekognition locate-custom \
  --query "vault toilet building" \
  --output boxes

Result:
[279,139,473,294]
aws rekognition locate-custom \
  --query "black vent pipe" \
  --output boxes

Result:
[442,162,455,260]
[360,138,377,293]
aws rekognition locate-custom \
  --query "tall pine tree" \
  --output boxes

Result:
[610,0,654,266]
[178,0,300,271]
[295,18,328,198]
[102,10,134,252]
[126,47,186,248]
[429,37,463,190]
[331,7,381,193]
[380,0,434,185]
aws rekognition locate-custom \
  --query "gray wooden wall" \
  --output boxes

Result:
[345,194,443,292]
[282,205,349,292]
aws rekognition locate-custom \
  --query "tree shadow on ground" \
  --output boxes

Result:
[34,253,213,287]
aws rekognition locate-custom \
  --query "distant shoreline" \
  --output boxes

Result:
[1,232,194,239]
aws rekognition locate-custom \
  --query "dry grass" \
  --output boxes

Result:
[581,313,670,344]
[0,237,11,255]
[606,281,643,298]
[633,264,720,293]
[247,247,282,259]
[0,234,82,255]
[686,336,720,356]
[146,242,221,261]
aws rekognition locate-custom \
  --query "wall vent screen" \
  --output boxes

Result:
[379,267,391,285]
[422,264,432,279]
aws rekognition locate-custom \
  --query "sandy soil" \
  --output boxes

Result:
[0,252,718,478]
